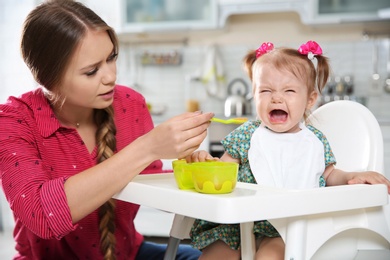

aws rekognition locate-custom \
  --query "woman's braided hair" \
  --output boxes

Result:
[95,107,117,260]
[21,0,119,259]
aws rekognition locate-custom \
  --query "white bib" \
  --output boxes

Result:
[248,122,325,189]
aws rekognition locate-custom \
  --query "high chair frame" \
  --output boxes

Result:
[164,100,390,259]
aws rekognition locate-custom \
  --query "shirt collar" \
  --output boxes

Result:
[30,88,63,138]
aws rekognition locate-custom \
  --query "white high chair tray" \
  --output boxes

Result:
[114,173,387,223]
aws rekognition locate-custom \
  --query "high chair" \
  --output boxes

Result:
[164,100,390,260]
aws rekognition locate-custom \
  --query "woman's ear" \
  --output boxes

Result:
[307,91,318,109]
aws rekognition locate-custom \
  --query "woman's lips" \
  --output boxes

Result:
[99,90,114,100]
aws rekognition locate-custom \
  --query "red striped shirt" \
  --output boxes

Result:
[0,85,164,259]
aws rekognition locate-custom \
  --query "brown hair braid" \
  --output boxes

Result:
[95,106,117,260]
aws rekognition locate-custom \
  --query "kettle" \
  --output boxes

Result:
[224,78,252,117]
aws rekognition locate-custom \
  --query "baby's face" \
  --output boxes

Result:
[252,64,317,133]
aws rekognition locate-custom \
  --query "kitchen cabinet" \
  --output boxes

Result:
[119,0,218,33]
[89,0,389,36]
[303,0,390,24]
[81,0,218,34]
[218,0,307,27]
[134,205,173,237]
[218,0,390,26]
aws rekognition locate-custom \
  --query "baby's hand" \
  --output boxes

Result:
[348,171,390,194]
[184,150,219,163]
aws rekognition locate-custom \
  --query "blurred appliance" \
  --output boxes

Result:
[208,123,241,158]
[224,78,252,117]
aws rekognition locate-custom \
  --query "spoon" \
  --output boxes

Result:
[210,117,248,124]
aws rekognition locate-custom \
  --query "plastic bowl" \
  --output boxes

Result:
[172,159,194,190]
[189,161,239,194]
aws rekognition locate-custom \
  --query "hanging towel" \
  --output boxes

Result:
[198,45,226,99]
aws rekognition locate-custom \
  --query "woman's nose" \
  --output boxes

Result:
[102,65,116,85]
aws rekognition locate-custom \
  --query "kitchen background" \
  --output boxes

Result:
[1,0,390,258]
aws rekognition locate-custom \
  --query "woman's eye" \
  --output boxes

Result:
[84,53,117,76]
[85,68,98,76]
[108,52,118,62]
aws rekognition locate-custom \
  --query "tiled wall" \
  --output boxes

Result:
[116,40,390,122]
[116,41,390,177]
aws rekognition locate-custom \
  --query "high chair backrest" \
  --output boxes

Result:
[308,100,384,174]
[301,100,390,259]
[161,100,390,260]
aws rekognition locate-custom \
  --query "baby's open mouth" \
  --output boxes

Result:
[269,109,288,122]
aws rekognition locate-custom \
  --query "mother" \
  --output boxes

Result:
[0,0,212,259]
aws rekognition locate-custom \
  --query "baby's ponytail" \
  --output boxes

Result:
[315,55,330,94]
[242,49,258,81]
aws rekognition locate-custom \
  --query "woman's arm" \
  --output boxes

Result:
[65,111,214,222]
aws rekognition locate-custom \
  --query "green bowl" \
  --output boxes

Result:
[172,159,194,190]
[189,161,239,194]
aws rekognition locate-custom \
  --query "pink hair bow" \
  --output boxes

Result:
[256,42,274,58]
[298,41,322,60]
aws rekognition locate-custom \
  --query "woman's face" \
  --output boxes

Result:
[58,30,117,111]
[253,64,317,133]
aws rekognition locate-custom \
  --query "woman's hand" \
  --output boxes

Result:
[143,111,214,160]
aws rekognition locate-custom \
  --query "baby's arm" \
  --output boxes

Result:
[185,150,217,162]
[185,151,240,164]
[324,164,390,193]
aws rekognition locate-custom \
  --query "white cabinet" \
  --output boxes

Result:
[302,0,390,24]
[88,0,389,35]
[80,1,122,31]
[119,0,218,33]
[218,0,307,27]
[82,0,218,34]
[218,0,390,26]
[134,206,173,237]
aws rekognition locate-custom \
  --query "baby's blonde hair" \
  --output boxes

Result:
[243,46,330,121]
[243,47,330,96]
